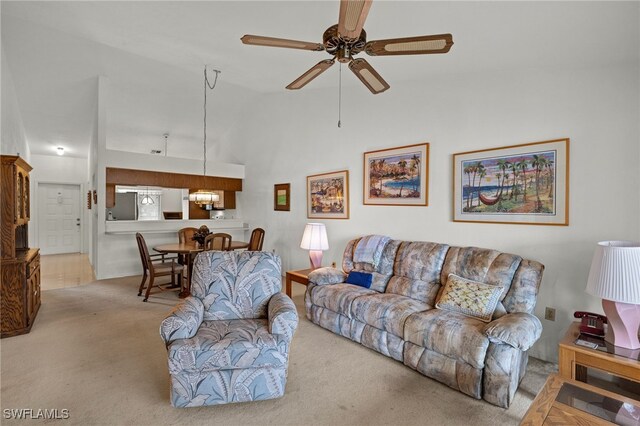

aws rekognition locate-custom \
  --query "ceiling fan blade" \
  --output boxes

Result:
[241,35,324,51]
[286,59,335,90]
[349,58,389,94]
[365,34,454,56]
[338,0,373,40]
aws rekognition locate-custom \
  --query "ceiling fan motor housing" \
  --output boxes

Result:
[323,24,366,60]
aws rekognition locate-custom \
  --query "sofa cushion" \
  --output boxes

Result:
[440,247,522,302]
[385,241,450,304]
[345,271,373,288]
[353,235,391,267]
[167,319,288,374]
[342,239,402,292]
[308,267,347,286]
[351,293,431,338]
[503,259,545,314]
[310,284,376,318]
[435,274,503,322]
[404,309,490,369]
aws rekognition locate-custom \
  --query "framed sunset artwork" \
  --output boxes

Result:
[307,170,349,219]
[453,138,569,225]
[363,143,429,206]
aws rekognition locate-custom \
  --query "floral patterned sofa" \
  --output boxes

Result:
[160,251,298,407]
[305,238,544,408]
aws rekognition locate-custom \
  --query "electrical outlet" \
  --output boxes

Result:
[545,307,556,321]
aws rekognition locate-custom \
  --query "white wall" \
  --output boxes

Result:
[92,77,253,280]
[160,188,183,213]
[104,149,244,179]
[1,44,30,160]
[29,154,91,252]
[230,64,640,363]
[30,154,88,183]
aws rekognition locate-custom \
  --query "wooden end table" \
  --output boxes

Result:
[521,373,640,425]
[284,268,316,297]
[558,322,640,385]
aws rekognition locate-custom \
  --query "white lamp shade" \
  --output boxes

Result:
[300,223,329,251]
[586,241,640,304]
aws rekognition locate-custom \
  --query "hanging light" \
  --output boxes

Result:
[189,66,221,206]
[140,187,155,205]
[163,133,169,157]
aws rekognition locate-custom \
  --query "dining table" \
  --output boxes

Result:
[153,240,250,297]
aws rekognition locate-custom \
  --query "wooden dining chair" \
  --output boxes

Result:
[204,233,232,251]
[178,227,198,244]
[248,228,265,251]
[177,227,198,265]
[136,233,182,302]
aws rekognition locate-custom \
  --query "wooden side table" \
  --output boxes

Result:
[285,268,315,297]
[558,322,640,384]
[521,373,640,425]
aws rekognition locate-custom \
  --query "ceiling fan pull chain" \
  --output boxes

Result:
[338,63,342,128]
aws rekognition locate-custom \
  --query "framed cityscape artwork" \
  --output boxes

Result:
[307,170,349,219]
[363,143,429,206]
[274,183,290,211]
[453,138,570,225]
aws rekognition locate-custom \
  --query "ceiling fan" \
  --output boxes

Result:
[241,0,453,94]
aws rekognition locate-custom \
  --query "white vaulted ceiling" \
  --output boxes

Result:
[1,1,638,158]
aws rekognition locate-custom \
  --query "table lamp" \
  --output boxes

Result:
[586,241,640,349]
[300,223,328,269]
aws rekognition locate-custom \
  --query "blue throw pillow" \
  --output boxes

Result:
[345,271,373,289]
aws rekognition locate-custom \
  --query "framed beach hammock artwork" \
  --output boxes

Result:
[307,170,349,219]
[363,143,429,206]
[453,138,569,225]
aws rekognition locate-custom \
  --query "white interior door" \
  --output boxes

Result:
[38,183,81,255]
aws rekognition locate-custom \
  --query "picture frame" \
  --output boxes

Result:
[274,183,290,211]
[363,143,429,206]
[307,170,349,219]
[453,138,569,225]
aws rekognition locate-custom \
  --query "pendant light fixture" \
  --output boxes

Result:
[189,66,222,207]
[140,187,155,205]
[163,133,169,157]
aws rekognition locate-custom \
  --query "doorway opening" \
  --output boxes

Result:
[37,183,95,290]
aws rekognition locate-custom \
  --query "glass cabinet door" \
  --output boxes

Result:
[16,171,23,221]
[24,176,30,220]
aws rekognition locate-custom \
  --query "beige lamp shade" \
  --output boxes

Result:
[586,241,640,304]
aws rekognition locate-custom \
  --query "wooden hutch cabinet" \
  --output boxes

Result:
[1,155,41,338]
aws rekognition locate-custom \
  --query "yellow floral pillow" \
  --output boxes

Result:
[436,274,502,322]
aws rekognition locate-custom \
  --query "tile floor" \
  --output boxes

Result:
[40,252,96,291]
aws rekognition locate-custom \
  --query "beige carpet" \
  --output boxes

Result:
[1,276,557,425]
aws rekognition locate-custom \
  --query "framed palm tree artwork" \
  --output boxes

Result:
[363,143,429,206]
[453,138,569,225]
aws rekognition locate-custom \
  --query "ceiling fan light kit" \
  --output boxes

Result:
[241,0,453,94]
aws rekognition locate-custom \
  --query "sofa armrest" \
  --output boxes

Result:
[268,292,298,341]
[484,312,542,351]
[159,297,204,345]
[308,267,347,286]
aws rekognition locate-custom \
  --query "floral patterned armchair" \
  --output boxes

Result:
[160,251,298,407]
